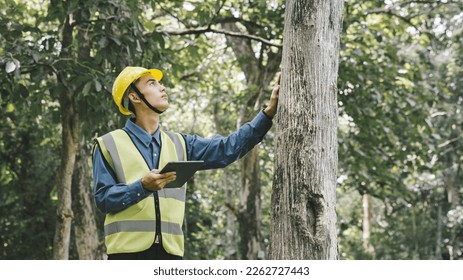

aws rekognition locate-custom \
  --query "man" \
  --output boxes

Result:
[92,66,280,260]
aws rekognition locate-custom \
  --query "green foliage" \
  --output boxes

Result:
[338,0,463,259]
[0,0,168,259]
[0,76,60,259]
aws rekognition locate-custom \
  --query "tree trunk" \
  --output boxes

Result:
[224,168,238,259]
[445,163,461,260]
[238,147,264,259]
[52,14,78,260]
[435,204,443,260]
[71,141,104,259]
[213,103,238,259]
[269,0,343,260]
[362,193,375,258]
[53,91,79,259]
[65,8,104,261]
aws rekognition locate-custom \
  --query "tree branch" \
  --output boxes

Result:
[365,8,438,41]
[438,136,461,149]
[159,27,282,48]
[157,3,194,29]
[225,202,239,218]
[179,72,198,82]
[365,8,420,29]
[208,0,227,29]
[70,16,117,28]
[388,0,462,8]
[214,16,264,30]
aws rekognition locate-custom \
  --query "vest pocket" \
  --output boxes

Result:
[105,195,155,226]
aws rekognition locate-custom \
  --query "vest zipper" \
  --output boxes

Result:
[154,191,162,244]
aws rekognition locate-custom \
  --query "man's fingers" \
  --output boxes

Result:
[160,171,176,177]
[151,169,175,177]
[157,173,176,186]
[272,83,280,96]
[143,168,178,191]
[165,172,177,180]
[275,73,281,86]
[272,73,281,97]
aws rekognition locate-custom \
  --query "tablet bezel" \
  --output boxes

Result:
[160,161,204,188]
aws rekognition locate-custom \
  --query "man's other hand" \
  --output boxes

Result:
[141,169,176,191]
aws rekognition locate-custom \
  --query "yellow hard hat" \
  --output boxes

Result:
[112,66,163,115]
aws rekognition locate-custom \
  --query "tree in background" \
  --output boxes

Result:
[219,4,282,260]
[269,0,344,259]
[337,0,463,259]
[0,0,167,259]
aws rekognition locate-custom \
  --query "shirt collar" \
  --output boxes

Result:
[124,118,161,147]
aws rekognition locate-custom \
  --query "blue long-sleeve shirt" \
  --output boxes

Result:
[93,111,273,214]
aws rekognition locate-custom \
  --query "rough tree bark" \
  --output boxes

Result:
[53,91,79,260]
[53,92,79,260]
[269,0,343,259]
[68,13,104,261]
[71,142,104,259]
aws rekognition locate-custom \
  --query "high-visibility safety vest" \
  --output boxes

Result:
[95,129,187,256]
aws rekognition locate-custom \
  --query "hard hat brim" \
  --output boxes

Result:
[140,69,163,82]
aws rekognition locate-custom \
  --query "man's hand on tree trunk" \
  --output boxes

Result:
[263,73,281,118]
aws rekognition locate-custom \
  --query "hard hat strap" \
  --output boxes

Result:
[130,83,165,114]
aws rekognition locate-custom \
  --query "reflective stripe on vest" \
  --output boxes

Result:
[104,220,183,236]
[96,129,187,256]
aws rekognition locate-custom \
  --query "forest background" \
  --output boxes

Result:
[0,0,462,260]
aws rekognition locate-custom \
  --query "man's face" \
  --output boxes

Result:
[135,74,169,112]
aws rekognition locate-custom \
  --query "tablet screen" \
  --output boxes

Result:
[160,161,204,188]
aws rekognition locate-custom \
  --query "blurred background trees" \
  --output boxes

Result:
[337,0,463,260]
[0,0,461,259]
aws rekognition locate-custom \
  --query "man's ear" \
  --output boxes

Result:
[128,91,141,104]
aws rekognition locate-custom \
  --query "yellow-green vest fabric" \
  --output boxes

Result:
[95,129,187,256]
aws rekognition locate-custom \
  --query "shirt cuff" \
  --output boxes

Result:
[127,179,150,204]
[253,110,274,128]
[261,109,273,120]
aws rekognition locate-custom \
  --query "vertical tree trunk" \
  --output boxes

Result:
[411,207,419,259]
[53,92,79,259]
[362,193,375,257]
[66,9,104,261]
[214,104,238,259]
[53,14,77,260]
[238,147,264,259]
[71,142,104,259]
[269,0,343,259]
[446,163,460,208]
[445,163,461,260]
[224,169,239,259]
[435,204,443,260]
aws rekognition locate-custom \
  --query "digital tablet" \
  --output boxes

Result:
[160,161,205,188]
